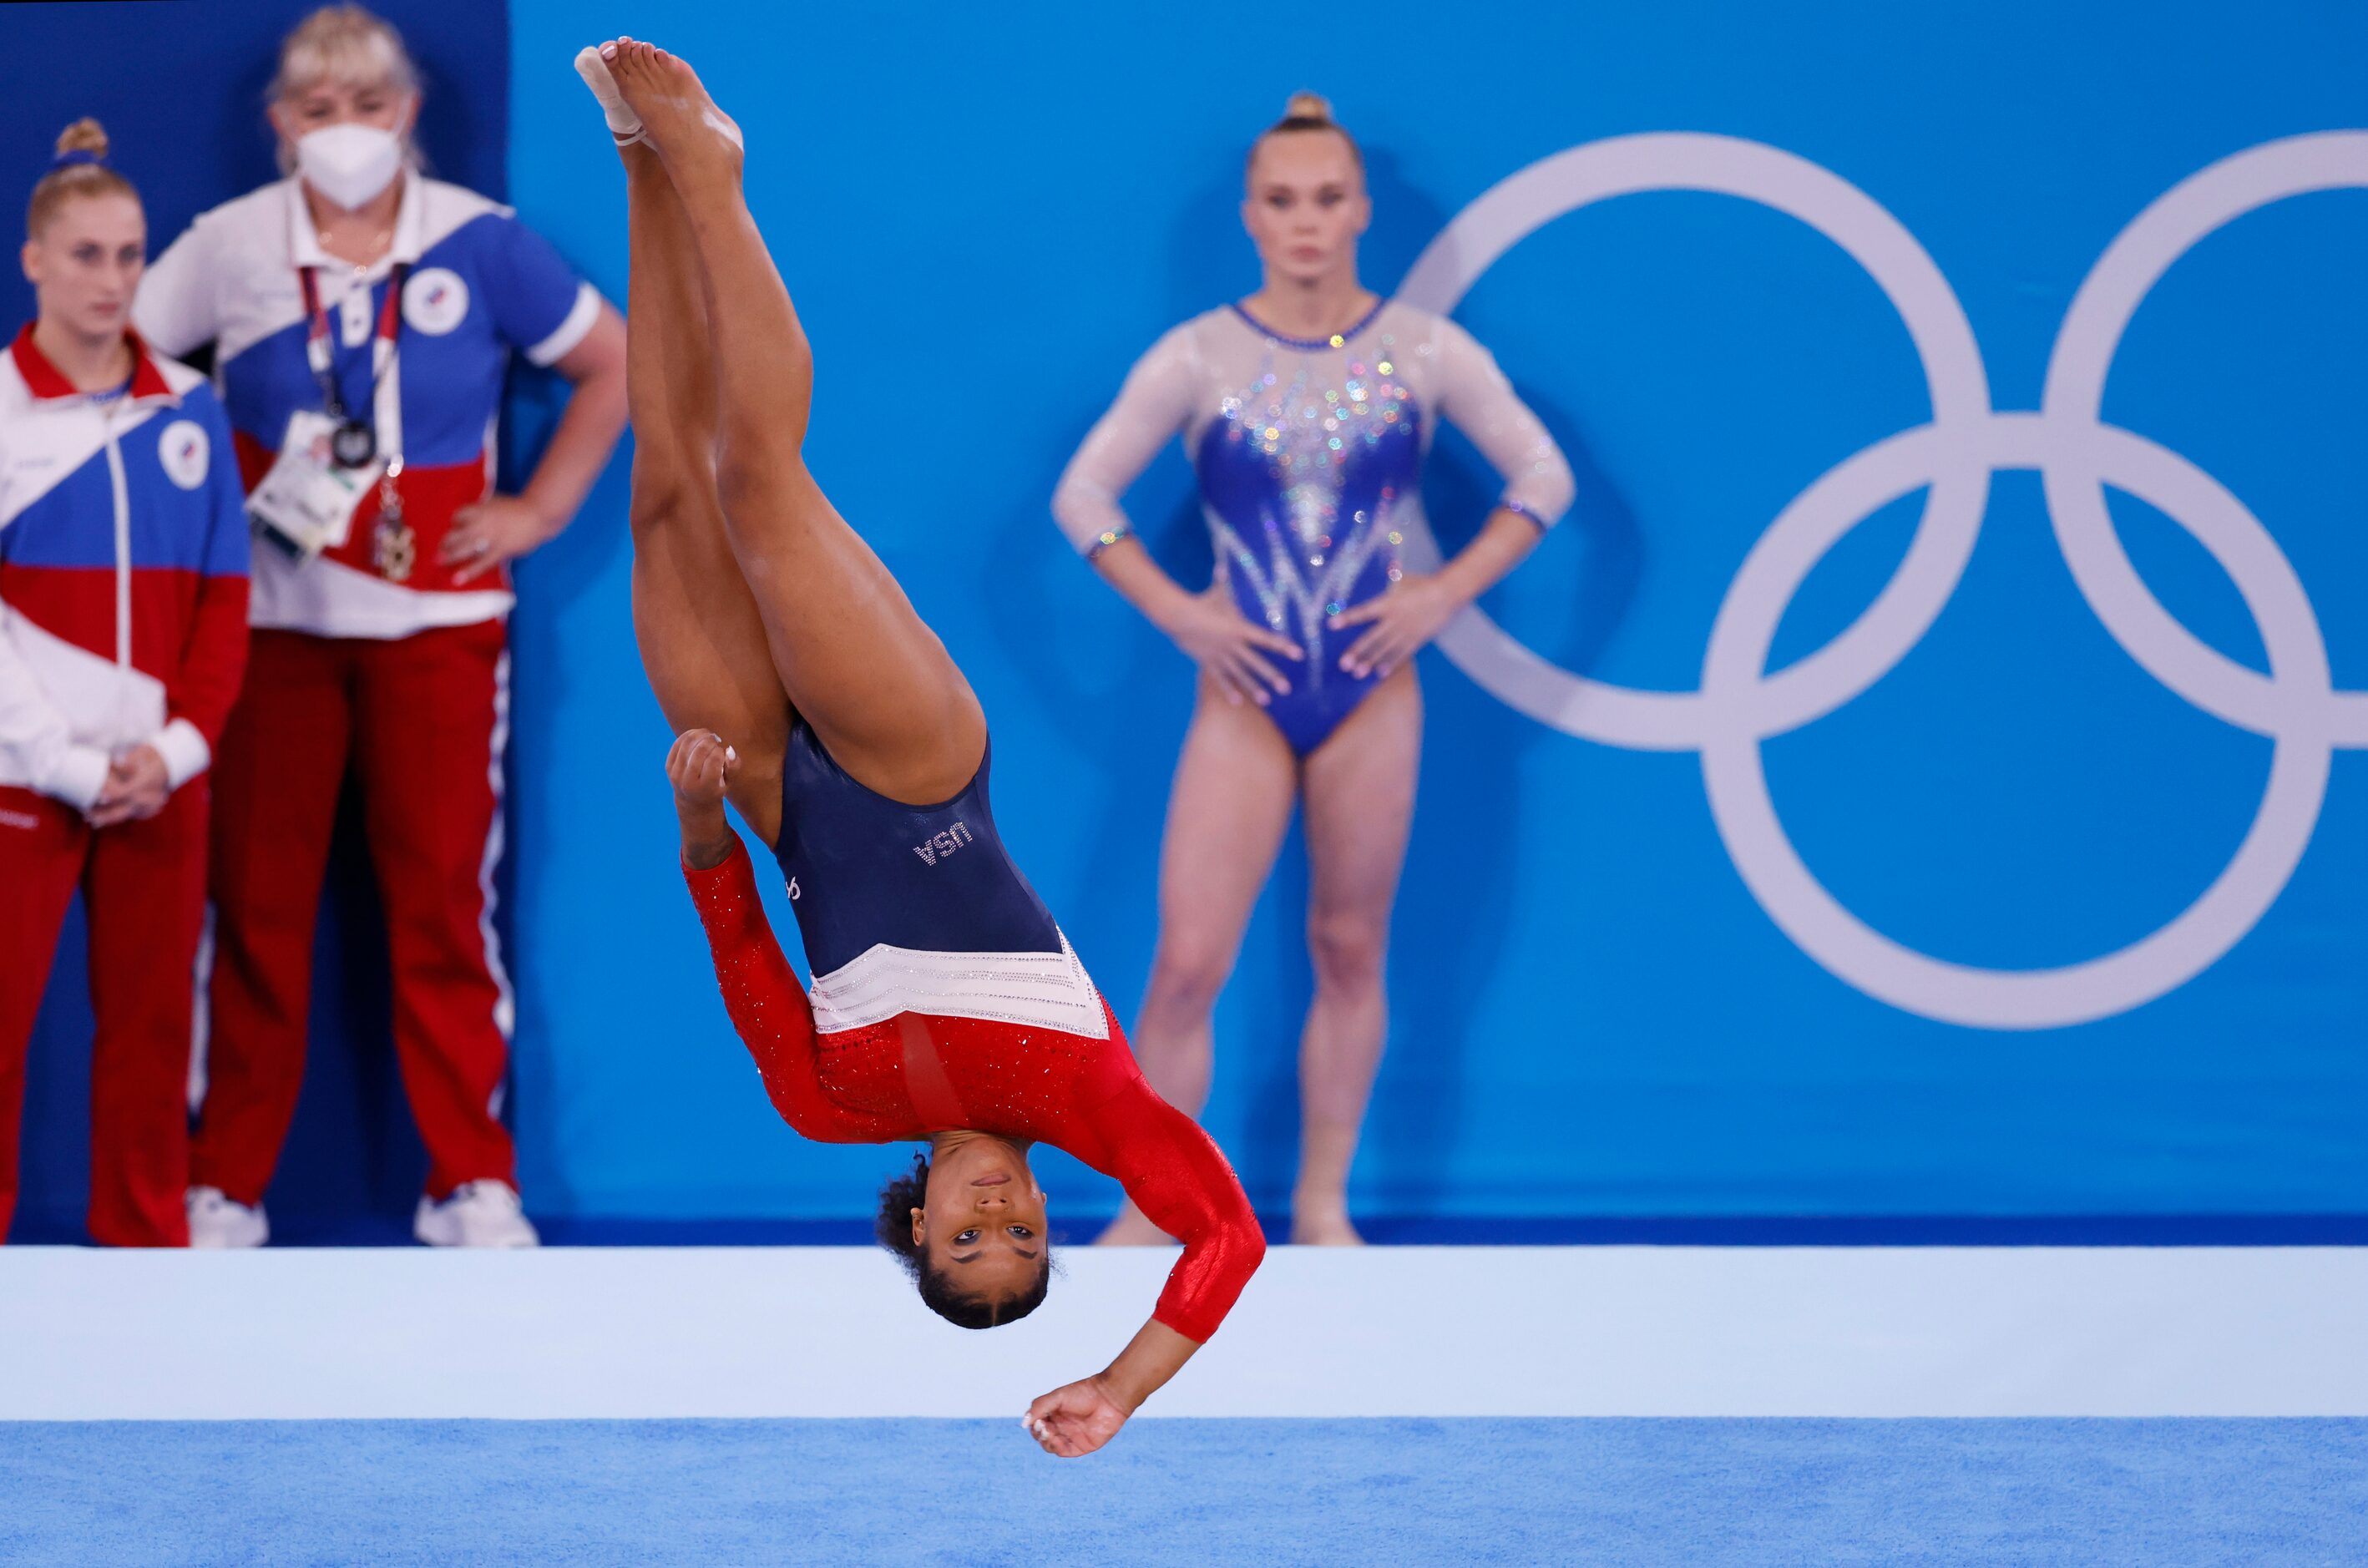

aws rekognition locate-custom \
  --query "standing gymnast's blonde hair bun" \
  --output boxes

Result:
[53,118,110,159]
[1248,90,1363,180]
[28,117,140,239]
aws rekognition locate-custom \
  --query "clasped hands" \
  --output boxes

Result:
[88,743,170,828]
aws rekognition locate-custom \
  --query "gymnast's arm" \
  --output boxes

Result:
[1328,316,1577,679]
[1431,314,1576,536]
[1050,322,1199,564]
[670,731,903,1145]
[1053,322,1303,705]
[1025,1076,1267,1457]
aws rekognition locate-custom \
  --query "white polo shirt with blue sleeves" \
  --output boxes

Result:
[135,174,600,640]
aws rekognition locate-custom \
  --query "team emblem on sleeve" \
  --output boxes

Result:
[157,419,211,489]
[402,266,471,335]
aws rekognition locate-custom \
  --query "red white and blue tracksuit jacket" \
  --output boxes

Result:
[0,327,250,808]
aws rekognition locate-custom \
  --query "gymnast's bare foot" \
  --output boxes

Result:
[573,40,644,144]
[600,38,742,190]
[1289,1204,1364,1247]
[1095,1201,1176,1247]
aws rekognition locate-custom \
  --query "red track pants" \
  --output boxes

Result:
[0,783,206,1247]
[193,622,517,1206]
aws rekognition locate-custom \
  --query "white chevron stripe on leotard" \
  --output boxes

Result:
[809,933,1108,1039]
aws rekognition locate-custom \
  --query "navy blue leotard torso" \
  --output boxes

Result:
[769,718,1062,979]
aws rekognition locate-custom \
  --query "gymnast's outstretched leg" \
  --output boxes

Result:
[604,39,986,806]
[584,43,790,842]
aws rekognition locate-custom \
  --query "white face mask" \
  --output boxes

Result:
[296,124,404,211]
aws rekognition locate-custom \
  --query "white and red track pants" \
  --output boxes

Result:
[193,622,517,1206]
[0,782,206,1247]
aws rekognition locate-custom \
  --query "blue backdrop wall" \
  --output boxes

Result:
[12,0,2367,1234]
[500,0,2368,1222]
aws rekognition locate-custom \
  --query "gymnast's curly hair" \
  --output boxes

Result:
[875,1151,1051,1331]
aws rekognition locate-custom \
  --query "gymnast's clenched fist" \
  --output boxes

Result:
[667,729,739,869]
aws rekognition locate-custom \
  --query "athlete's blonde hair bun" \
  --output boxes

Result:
[28,116,138,239]
[53,119,109,159]
[1247,91,1362,180]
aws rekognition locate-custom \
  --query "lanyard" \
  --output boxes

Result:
[297,260,407,425]
[296,262,412,554]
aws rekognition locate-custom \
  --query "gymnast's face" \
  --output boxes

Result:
[1242,129,1369,288]
[23,194,145,345]
[911,1136,1049,1305]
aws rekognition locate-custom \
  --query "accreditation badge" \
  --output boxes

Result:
[248,410,385,561]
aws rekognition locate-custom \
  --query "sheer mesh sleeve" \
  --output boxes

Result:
[683,840,910,1145]
[1092,1075,1267,1343]
[1051,323,1204,558]
[1430,317,1576,529]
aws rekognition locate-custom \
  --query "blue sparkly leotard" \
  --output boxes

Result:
[1054,300,1573,753]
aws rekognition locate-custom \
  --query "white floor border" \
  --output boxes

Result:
[4,1245,2364,1420]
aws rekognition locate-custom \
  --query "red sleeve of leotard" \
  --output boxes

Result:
[1093,1074,1267,1343]
[681,839,908,1146]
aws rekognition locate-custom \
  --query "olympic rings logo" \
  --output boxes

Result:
[1398,132,2366,1031]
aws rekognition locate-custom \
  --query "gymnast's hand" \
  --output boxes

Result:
[442,494,560,585]
[89,744,172,828]
[1025,1322,1194,1457]
[1024,1373,1131,1458]
[1329,570,1460,680]
[667,729,738,870]
[1161,584,1303,709]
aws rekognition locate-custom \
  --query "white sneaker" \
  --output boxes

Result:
[413,1181,539,1248]
[185,1186,268,1248]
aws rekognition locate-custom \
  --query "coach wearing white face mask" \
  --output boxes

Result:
[134,4,627,1248]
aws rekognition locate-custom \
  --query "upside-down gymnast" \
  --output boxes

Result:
[575,39,1265,1456]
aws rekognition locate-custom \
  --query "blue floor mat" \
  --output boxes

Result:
[3,1418,2363,1566]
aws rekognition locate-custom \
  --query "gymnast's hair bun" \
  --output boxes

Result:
[54,119,109,159]
[1249,91,1363,178]
[28,114,139,240]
